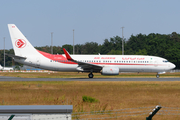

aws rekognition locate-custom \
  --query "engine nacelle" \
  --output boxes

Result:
[101,67,119,75]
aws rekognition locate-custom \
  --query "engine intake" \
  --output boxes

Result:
[101,67,119,75]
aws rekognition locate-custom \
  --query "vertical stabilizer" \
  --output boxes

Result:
[8,24,39,57]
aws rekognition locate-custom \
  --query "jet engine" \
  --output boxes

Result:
[101,67,119,75]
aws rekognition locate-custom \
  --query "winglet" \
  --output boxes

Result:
[63,48,74,61]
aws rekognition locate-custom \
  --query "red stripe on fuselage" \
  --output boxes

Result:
[37,50,167,66]
[37,50,77,64]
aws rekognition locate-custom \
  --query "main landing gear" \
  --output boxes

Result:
[88,73,94,78]
[156,74,160,78]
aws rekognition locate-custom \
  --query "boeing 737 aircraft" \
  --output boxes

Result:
[7,24,175,78]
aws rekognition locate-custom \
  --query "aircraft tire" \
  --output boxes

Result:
[156,74,160,78]
[88,73,94,78]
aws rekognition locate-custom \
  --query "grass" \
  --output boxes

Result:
[0,80,180,119]
[0,72,179,119]
[82,95,99,103]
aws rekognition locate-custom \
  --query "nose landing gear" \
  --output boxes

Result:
[156,74,160,78]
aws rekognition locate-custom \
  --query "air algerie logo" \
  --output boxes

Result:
[15,39,26,48]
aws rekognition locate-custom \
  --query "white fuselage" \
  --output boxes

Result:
[14,50,175,73]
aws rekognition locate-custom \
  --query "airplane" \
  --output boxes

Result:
[0,65,13,71]
[7,24,176,78]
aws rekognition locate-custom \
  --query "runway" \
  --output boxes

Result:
[0,76,179,81]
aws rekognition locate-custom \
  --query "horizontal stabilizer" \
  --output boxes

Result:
[6,54,26,59]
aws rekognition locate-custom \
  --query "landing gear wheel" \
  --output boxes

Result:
[88,73,94,78]
[156,74,160,78]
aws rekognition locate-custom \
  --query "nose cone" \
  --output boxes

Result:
[170,63,176,69]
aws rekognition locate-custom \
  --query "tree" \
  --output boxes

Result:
[100,36,122,54]
[107,50,122,55]
[81,42,100,54]
[62,44,73,54]
[135,49,147,55]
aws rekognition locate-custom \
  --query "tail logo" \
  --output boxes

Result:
[15,39,26,48]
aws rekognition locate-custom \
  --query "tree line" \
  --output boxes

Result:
[1,32,180,69]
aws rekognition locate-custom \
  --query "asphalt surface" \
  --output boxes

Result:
[0,76,179,81]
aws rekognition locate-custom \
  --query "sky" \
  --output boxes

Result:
[1,0,180,49]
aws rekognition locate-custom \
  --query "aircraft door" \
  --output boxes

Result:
[154,59,158,67]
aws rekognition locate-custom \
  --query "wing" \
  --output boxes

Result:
[63,48,102,72]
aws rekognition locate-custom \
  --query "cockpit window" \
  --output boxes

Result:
[163,60,169,63]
